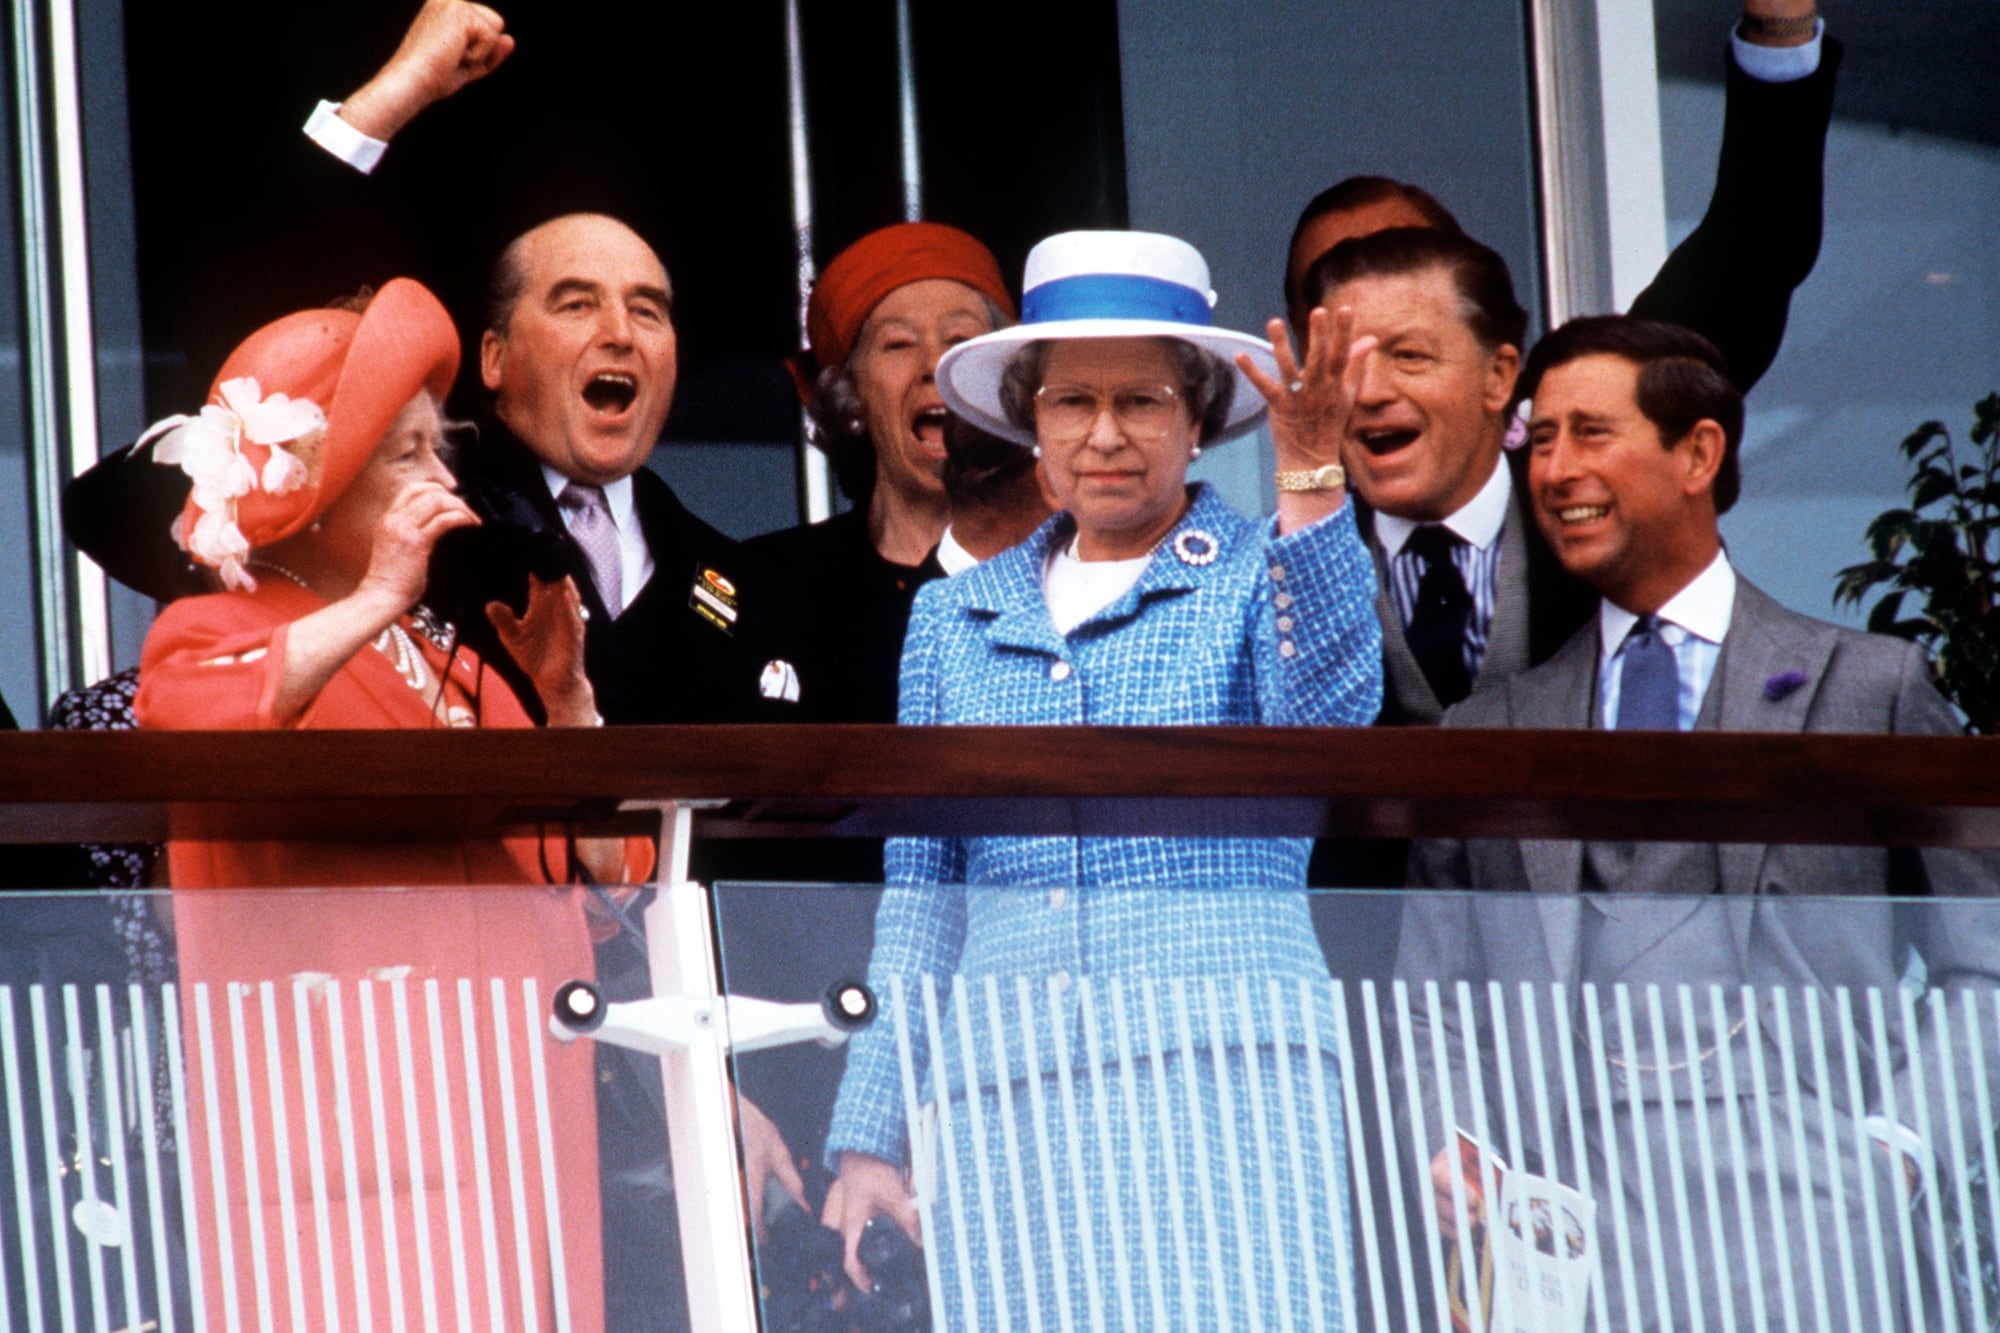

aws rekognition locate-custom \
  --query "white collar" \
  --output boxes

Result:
[541,464,637,532]
[1373,456,1511,559]
[936,525,980,576]
[1598,549,1736,657]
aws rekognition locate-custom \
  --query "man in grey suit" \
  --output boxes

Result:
[1397,316,1998,1331]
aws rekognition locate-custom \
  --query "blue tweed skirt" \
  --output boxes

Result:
[912,984,1353,1331]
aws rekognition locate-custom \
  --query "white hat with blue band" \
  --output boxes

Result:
[936,230,1281,449]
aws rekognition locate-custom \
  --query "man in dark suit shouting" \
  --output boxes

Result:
[1396,315,1998,1331]
[432,212,771,725]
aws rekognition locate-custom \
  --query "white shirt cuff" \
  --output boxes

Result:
[1730,19,1824,83]
[303,100,389,175]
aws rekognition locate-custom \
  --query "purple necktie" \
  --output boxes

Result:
[558,482,623,615]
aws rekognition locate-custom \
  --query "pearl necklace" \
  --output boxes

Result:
[379,622,477,726]
[248,558,314,590]
[374,621,432,695]
[248,559,465,719]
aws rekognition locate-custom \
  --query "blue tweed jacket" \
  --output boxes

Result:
[825,484,1383,1167]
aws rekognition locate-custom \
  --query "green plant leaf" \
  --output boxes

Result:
[1911,550,1974,608]
[1911,464,1959,510]
[1961,639,2000,686]
[1912,518,1965,555]
[1856,399,2000,731]
[1864,595,1915,636]
[1902,422,1948,459]
[1836,570,1891,608]
[1972,393,2000,446]
[1835,560,1902,601]
[1864,509,1915,558]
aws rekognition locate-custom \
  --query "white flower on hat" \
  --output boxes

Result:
[140,376,326,591]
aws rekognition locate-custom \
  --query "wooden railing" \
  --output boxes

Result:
[2,725,1997,847]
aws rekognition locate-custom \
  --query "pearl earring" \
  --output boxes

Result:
[1190,444,1203,460]
[1032,445,1043,459]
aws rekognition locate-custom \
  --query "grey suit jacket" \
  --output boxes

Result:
[1410,576,1982,897]
[1398,574,1997,1153]
[1371,483,1535,727]
[1365,449,1601,728]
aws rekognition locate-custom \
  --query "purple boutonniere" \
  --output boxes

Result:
[1764,670,1808,702]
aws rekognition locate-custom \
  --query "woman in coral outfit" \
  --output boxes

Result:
[132,279,645,1331]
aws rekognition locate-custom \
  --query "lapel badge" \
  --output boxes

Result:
[1172,529,1219,567]
[759,659,801,703]
[689,566,740,633]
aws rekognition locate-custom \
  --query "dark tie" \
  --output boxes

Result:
[1616,614,1680,731]
[558,481,623,615]
[1403,525,1473,707]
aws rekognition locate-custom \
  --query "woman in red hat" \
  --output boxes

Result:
[744,221,1016,723]
[133,280,642,1331]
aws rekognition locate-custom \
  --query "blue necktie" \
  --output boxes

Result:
[1616,615,1680,731]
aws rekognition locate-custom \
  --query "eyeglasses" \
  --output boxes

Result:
[1033,382,1185,443]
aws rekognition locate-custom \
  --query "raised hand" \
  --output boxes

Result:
[1238,306,1378,472]
[485,573,596,726]
[1239,307,1378,532]
[1739,0,1818,48]
[356,478,479,615]
[265,477,474,725]
[339,0,516,142]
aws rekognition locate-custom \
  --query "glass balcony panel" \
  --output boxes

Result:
[711,882,2000,1333]
[7,880,1996,1331]
[0,884,689,1332]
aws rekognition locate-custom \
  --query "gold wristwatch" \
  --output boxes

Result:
[1274,463,1346,492]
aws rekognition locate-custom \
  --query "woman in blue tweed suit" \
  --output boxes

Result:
[822,230,1383,1330]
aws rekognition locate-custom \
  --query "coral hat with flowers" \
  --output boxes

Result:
[134,277,459,592]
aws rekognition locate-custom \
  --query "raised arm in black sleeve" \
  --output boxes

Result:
[1626,38,1843,392]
